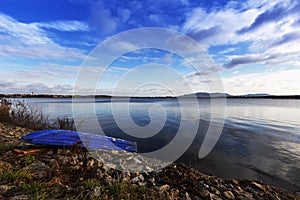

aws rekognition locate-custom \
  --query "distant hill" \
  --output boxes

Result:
[180,92,300,99]
[180,92,230,98]
[243,93,270,97]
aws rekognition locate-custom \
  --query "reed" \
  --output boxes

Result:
[0,98,75,130]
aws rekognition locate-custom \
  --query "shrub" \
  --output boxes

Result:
[0,98,12,122]
[0,98,75,131]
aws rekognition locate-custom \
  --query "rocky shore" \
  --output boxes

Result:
[0,122,299,200]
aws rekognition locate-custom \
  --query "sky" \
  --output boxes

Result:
[0,0,300,96]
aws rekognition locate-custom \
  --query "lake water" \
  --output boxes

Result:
[18,98,300,192]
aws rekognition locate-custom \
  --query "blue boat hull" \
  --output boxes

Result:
[20,130,137,152]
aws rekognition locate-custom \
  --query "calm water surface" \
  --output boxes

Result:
[20,98,300,191]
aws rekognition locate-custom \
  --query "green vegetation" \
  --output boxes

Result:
[0,98,75,130]
[0,169,32,184]
[21,155,37,165]
[21,182,47,200]
[0,142,16,153]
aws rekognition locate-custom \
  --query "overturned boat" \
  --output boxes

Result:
[20,129,137,152]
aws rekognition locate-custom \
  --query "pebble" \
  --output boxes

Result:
[0,185,14,194]
[185,192,192,200]
[21,161,50,179]
[10,195,28,200]
[149,177,156,186]
[223,191,235,199]
[138,182,147,187]
[200,189,211,198]
[251,181,266,192]
[91,186,101,198]
[209,193,222,200]
[1,122,299,200]
[159,184,170,192]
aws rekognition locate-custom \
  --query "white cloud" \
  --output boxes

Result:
[222,69,300,95]
[182,0,300,68]
[33,20,89,32]
[0,13,86,60]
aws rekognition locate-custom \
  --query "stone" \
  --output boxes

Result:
[138,182,147,187]
[245,186,257,195]
[144,166,152,172]
[0,185,14,194]
[87,159,94,167]
[130,176,139,184]
[223,191,235,199]
[149,177,156,186]
[0,161,13,173]
[104,175,113,185]
[185,192,192,200]
[102,164,111,172]
[210,187,221,195]
[10,194,28,200]
[138,174,144,182]
[251,182,266,193]
[200,190,211,198]
[130,174,144,184]
[122,177,130,183]
[91,186,101,198]
[21,161,50,179]
[159,184,170,192]
[232,179,239,185]
[209,193,222,200]
[132,157,142,164]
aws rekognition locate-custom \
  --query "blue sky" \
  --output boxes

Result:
[0,0,300,95]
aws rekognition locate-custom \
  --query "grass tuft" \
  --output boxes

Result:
[0,98,75,131]
[22,156,37,165]
[0,169,32,184]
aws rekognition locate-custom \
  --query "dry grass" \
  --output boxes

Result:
[0,98,75,130]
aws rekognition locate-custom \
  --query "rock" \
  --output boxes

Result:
[130,174,144,184]
[122,177,130,183]
[232,179,239,185]
[159,184,170,192]
[48,159,59,168]
[245,186,257,195]
[9,194,28,200]
[223,191,235,199]
[209,193,222,200]
[185,192,192,200]
[102,164,111,172]
[0,161,13,173]
[132,157,142,164]
[110,150,119,155]
[0,185,14,193]
[210,187,221,195]
[21,161,50,179]
[240,193,253,200]
[130,176,139,184]
[144,165,152,172]
[91,186,101,198]
[104,175,113,185]
[87,159,94,167]
[138,182,147,187]
[200,190,211,198]
[251,182,266,193]
[138,174,144,182]
[149,177,156,186]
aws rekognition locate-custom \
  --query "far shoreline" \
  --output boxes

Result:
[1,93,300,99]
